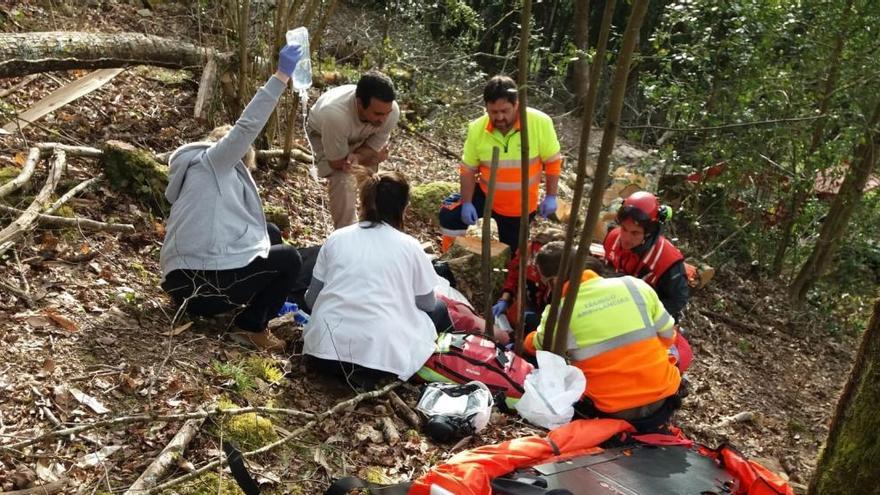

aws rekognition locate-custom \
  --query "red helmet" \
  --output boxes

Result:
[617,191,666,233]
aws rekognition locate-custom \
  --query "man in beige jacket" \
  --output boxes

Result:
[307,71,400,228]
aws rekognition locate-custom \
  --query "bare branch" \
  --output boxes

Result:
[0,147,40,199]
[0,405,314,453]
[619,115,827,133]
[45,175,103,215]
[146,382,402,494]
[0,204,135,233]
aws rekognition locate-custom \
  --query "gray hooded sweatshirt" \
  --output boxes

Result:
[160,75,286,279]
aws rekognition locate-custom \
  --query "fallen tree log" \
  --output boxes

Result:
[0,32,231,78]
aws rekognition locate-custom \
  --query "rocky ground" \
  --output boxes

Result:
[0,1,858,494]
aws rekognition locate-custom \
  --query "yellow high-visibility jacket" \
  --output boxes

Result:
[525,270,681,413]
[460,108,562,217]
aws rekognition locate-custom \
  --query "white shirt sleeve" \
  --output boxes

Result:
[410,239,438,296]
[312,241,329,283]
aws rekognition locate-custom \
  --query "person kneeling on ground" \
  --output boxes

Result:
[160,44,304,353]
[523,242,684,433]
[492,224,565,333]
[303,169,447,389]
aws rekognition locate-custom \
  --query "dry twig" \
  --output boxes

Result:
[0,204,135,233]
[0,405,313,453]
[146,382,402,494]
[0,147,40,199]
[0,149,66,256]
[388,390,420,428]
[45,174,103,215]
[123,416,205,494]
[0,477,69,495]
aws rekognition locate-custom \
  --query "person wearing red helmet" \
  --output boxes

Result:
[603,191,690,323]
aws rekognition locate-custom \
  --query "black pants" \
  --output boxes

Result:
[574,393,683,434]
[307,301,451,389]
[306,356,397,391]
[161,224,302,333]
[438,186,535,252]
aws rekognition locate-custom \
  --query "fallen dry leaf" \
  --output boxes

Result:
[45,309,77,333]
[37,358,55,378]
[26,315,51,328]
[75,445,122,468]
[68,386,110,414]
[13,152,27,167]
[163,321,193,337]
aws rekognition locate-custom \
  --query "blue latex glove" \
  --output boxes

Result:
[492,299,509,317]
[461,202,478,225]
[539,195,557,218]
[277,44,303,77]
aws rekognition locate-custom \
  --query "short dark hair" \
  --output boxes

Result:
[483,75,518,104]
[355,71,395,108]
[355,168,410,230]
[536,241,609,278]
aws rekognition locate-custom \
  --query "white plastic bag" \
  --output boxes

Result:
[516,351,586,429]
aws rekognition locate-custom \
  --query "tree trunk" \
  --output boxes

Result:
[515,0,533,354]
[570,0,590,106]
[0,32,225,78]
[552,0,651,354]
[789,98,880,302]
[542,0,616,350]
[237,0,251,117]
[772,0,853,277]
[807,296,880,494]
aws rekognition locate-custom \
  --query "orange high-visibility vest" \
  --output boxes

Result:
[460,108,562,217]
[525,270,680,413]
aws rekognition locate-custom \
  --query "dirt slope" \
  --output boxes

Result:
[0,2,856,493]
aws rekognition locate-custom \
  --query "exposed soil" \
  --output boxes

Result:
[0,2,857,494]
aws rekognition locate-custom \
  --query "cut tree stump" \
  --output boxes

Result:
[100,140,169,215]
[444,236,509,308]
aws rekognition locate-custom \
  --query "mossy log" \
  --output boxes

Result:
[100,140,169,215]
[444,236,510,309]
[263,204,290,231]
[410,181,457,225]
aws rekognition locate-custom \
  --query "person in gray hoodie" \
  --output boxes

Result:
[160,43,303,352]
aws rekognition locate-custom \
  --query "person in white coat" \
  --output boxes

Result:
[303,168,441,389]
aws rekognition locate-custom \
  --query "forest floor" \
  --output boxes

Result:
[0,2,860,494]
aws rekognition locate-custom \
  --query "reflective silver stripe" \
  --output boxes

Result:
[479,157,541,169]
[623,277,652,329]
[644,241,662,270]
[568,326,657,361]
[440,228,466,236]
[655,312,674,337]
[648,241,665,271]
[567,278,671,361]
[544,153,562,163]
[492,173,541,190]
